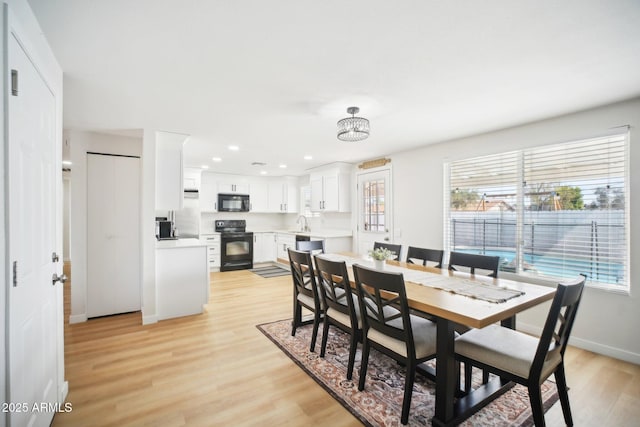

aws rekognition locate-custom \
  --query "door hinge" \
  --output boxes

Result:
[11,70,18,96]
[13,261,17,287]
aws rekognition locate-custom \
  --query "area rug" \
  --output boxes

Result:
[250,265,291,278]
[257,319,559,427]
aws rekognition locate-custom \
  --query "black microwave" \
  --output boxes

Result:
[218,193,250,212]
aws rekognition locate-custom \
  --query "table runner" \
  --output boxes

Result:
[319,253,524,303]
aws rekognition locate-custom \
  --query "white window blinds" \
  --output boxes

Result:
[447,132,629,290]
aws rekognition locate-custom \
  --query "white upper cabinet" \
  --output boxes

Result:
[267,176,299,213]
[183,167,202,190]
[249,178,269,212]
[155,131,189,210]
[200,172,218,212]
[217,175,250,194]
[309,163,352,212]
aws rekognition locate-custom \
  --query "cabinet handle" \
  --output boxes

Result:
[214,202,217,210]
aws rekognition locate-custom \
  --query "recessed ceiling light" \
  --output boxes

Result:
[279,164,287,168]
[260,171,268,175]
[62,160,73,165]
[201,165,209,169]
[212,157,222,162]
[303,155,312,160]
[228,145,239,151]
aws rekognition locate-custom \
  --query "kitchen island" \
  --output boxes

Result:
[155,238,209,320]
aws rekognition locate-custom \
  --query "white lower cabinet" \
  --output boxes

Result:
[253,232,276,263]
[200,233,221,271]
[276,233,296,261]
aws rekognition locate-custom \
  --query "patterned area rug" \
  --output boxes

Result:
[257,319,559,427]
[250,265,291,278]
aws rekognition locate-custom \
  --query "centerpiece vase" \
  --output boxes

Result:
[374,259,386,270]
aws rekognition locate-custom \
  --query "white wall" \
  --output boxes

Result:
[390,97,640,363]
[68,131,143,323]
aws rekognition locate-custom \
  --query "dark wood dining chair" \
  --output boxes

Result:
[373,241,402,260]
[288,248,323,352]
[295,239,325,254]
[447,251,501,388]
[448,251,500,277]
[314,255,362,380]
[352,263,437,425]
[455,274,586,427]
[406,246,444,268]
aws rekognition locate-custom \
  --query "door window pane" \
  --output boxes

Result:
[362,179,385,231]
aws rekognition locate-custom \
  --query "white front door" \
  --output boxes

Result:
[356,167,394,257]
[8,30,60,426]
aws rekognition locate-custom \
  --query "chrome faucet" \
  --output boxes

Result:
[296,215,310,232]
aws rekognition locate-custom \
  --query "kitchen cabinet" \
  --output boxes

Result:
[155,132,188,210]
[309,163,351,212]
[183,167,201,190]
[200,172,218,212]
[253,232,276,263]
[267,176,299,213]
[249,179,269,212]
[156,239,208,320]
[276,233,296,261]
[200,233,221,271]
[217,174,250,194]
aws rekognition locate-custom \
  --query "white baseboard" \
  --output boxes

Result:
[59,380,69,403]
[142,313,158,325]
[518,321,640,365]
[68,313,87,324]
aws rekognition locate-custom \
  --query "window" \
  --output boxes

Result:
[362,178,386,231]
[446,132,629,291]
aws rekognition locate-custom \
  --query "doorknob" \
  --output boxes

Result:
[52,273,67,286]
[384,237,390,241]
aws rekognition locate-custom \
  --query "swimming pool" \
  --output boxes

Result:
[454,248,625,285]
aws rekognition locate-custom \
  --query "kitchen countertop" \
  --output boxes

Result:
[156,238,207,249]
[252,229,353,238]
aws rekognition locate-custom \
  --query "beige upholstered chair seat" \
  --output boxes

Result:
[456,324,561,379]
[296,292,315,308]
[327,297,362,329]
[367,314,437,359]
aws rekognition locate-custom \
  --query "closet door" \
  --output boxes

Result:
[87,153,141,317]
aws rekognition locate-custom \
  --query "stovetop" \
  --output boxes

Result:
[215,219,248,233]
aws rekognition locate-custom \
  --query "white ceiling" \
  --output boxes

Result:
[27,0,640,177]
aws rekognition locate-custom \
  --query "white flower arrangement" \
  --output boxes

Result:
[368,247,395,261]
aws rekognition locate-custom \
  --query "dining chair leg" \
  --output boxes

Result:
[554,364,574,426]
[528,384,546,427]
[401,364,416,425]
[346,332,358,380]
[358,339,371,391]
[319,317,331,357]
[291,302,302,337]
[309,311,321,352]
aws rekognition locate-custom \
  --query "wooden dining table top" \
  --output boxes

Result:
[327,253,557,329]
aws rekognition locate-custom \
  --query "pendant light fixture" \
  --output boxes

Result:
[337,106,370,142]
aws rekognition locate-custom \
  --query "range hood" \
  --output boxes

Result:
[184,188,199,198]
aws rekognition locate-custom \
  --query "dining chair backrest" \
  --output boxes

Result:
[296,239,325,254]
[288,248,319,306]
[352,264,415,354]
[531,274,586,378]
[448,251,500,277]
[314,256,358,329]
[373,242,402,260]
[406,246,444,268]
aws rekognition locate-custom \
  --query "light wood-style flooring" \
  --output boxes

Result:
[53,266,640,426]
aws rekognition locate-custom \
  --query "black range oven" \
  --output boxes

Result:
[215,219,253,271]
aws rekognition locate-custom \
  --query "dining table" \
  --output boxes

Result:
[318,253,557,427]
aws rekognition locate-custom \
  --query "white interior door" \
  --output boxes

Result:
[87,153,141,318]
[356,167,394,257]
[8,31,60,427]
